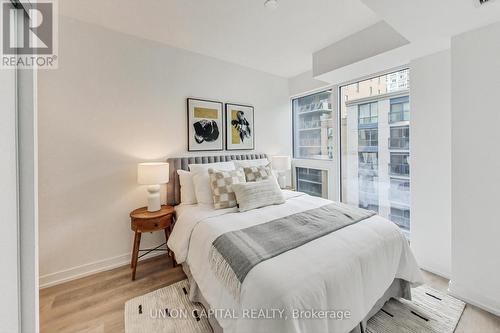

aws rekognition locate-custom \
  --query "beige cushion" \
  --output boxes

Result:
[243,165,273,182]
[208,168,246,209]
[189,161,236,204]
[232,177,285,212]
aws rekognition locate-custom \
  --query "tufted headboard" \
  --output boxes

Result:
[166,153,268,206]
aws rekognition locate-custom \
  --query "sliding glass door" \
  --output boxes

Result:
[339,69,411,238]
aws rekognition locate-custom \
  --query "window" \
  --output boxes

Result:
[358,129,378,148]
[359,152,378,168]
[359,152,378,163]
[340,69,411,238]
[389,96,410,123]
[295,167,328,198]
[389,178,410,205]
[360,203,379,213]
[389,153,410,176]
[292,90,334,160]
[390,207,410,231]
[358,102,378,125]
[389,126,409,149]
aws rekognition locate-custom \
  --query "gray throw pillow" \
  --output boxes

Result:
[232,177,285,212]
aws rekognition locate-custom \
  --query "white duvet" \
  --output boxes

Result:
[168,191,423,333]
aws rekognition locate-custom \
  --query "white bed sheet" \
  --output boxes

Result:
[168,191,423,333]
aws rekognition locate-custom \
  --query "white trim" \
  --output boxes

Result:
[39,251,165,289]
[32,65,40,333]
[290,85,332,100]
[14,19,22,332]
[448,280,500,316]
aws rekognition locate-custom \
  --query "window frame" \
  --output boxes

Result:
[389,125,410,150]
[358,128,378,147]
[358,102,378,125]
[389,96,410,123]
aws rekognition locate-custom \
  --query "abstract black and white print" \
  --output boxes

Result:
[193,119,220,144]
[187,98,224,151]
[231,110,251,143]
[226,104,254,150]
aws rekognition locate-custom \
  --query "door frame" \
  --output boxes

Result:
[1,1,39,331]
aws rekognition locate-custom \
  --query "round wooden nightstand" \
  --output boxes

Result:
[129,205,175,280]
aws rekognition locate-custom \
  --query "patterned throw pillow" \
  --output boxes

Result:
[208,168,246,209]
[243,165,273,182]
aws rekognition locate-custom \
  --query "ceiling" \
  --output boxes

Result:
[360,0,500,47]
[59,0,379,78]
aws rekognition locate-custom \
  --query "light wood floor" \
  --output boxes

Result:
[40,255,500,333]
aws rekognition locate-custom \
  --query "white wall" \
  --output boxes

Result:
[409,50,452,278]
[449,21,500,315]
[38,17,291,287]
[0,67,20,333]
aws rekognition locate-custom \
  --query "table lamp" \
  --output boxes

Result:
[137,162,169,212]
[271,155,291,189]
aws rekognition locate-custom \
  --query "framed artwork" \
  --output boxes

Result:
[225,103,254,150]
[187,98,224,151]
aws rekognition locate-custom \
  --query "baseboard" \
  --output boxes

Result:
[39,251,165,289]
[448,280,500,316]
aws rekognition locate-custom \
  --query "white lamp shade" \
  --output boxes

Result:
[137,162,169,185]
[271,155,291,171]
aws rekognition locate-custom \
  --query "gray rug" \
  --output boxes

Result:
[125,280,465,333]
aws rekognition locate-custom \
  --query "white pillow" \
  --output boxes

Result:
[177,170,197,204]
[189,161,236,204]
[233,158,269,169]
[232,177,285,212]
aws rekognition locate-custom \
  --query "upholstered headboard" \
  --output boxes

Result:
[166,153,268,205]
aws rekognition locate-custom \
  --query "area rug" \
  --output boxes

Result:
[125,280,465,333]
[366,285,465,333]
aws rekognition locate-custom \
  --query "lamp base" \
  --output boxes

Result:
[147,184,161,212]
[277,172,286,189]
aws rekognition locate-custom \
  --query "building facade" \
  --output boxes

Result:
[341,70,410,237]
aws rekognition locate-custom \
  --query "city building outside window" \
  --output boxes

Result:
[389,96,410,123]
[292,90,334,160]
[358,129,378,148]
[358,102,378,125]
[340,68,411,238]
[389,126,410,149]
[389,153,410,177]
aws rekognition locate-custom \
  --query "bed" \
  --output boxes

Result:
[166,154,423,333]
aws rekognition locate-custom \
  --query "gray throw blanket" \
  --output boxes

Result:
[209,202,376,300]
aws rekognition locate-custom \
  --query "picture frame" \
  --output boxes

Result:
[225,103,255,150]
[187,98,224,151]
